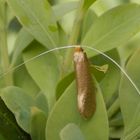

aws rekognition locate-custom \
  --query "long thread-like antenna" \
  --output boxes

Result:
[0,45,139,96]
[0,46,74,79]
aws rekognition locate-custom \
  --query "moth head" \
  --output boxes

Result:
[74,46,85,62]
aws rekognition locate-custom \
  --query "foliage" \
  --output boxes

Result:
[0,0,140,140]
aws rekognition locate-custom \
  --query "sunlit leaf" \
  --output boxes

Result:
[56,72,74,100]
[83,0,96,10]
[23,41,59,109]
[14,63,40,98]
[6,0,58,48]
[81,9,97,40]
[46,80,109,140]
[82,4,140,57]
[11,28,34,65]
[53,1,79,20]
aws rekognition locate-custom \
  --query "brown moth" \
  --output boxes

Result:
[73,46,96,119]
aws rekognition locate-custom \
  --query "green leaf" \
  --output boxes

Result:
[60,123,84,140]
[83,0,96,10]
[0,0,5,29]
[119,48,140,139]
[91,49,121,104]
[11,28,34,65]
[0,0,14,26]
[46,80,109,140]
[82,4,140,56]
[107,98,120,120]
[57,24,68,47]
[0,134,5,140]
[81,9,97,40]
[0,98,30,140]
[14,62,40,98]
[34,92,48,116]
[7,5,15,26]
[23,41,59,109]
[56,72,74,100]
[52,1,79,21]
[0,86,48,133]
[30,107,47,140]
[6,0,58,48]
[58,3,78,34]
[1,86,34,132]
[118,32,140,65]
[109,107,124,139]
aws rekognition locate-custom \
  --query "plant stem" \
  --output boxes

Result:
[0,2,13,86]
[63,1,86,75]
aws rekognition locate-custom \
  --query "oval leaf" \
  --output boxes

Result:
[46,80,109,140]
[82,4,140,56]
[23,41,59,109]
[81,9,97,40]
[83,0,96,10]
[6,0,58,48]
[14,63,40,98]
[56,72,74,100]
[0,86,48,133]
[53,1,79,21]
[11,28,34,65]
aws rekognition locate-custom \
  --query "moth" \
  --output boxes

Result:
[73,46,96,119]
